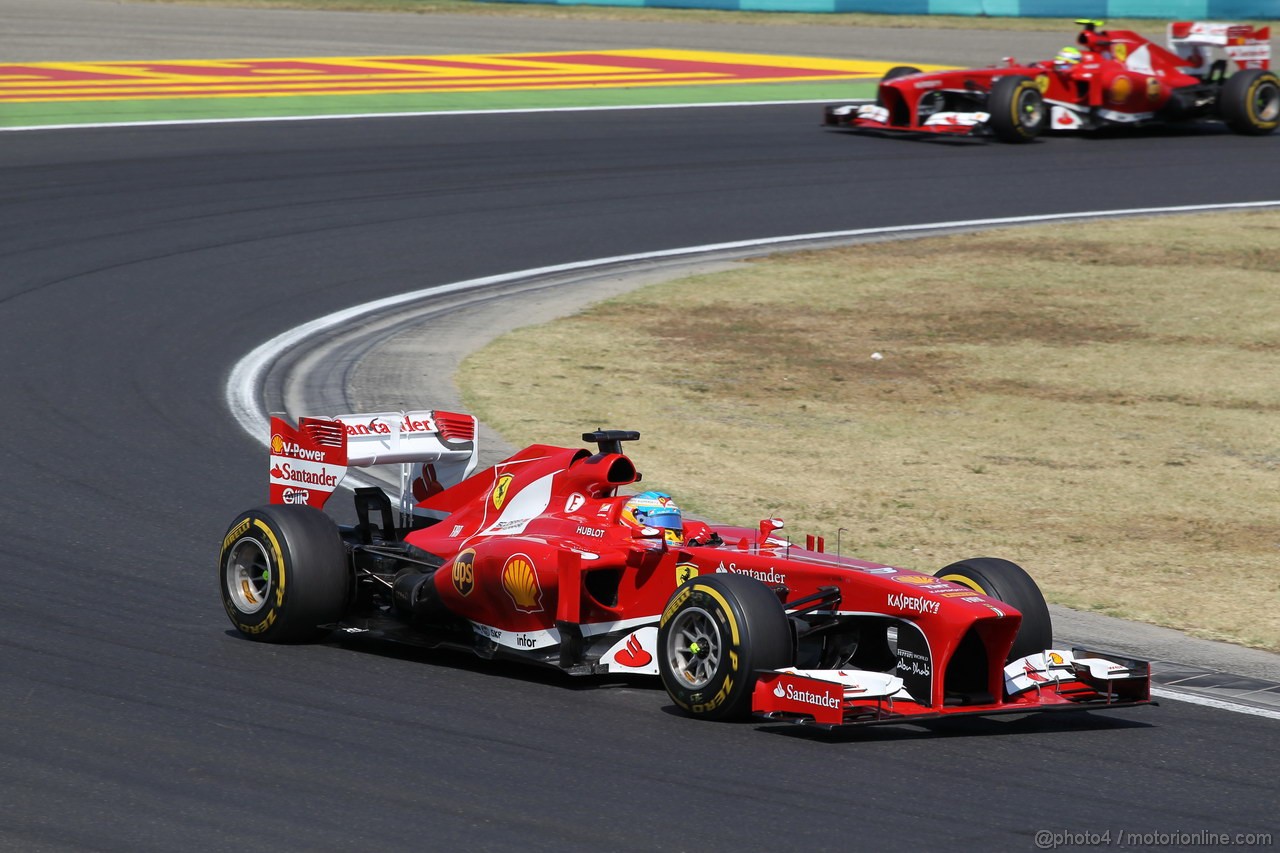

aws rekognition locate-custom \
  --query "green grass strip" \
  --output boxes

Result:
[2,80,877,128]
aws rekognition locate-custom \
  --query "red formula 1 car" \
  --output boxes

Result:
[219,409,1151,728]
[824,20,1278,142]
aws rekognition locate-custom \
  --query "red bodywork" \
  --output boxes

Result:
[258,413,1151,728]
[396,433,1148,727]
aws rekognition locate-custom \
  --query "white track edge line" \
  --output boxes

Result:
[0,99,833,133]
[225,201,1280,719]
[1151,687,1280,721]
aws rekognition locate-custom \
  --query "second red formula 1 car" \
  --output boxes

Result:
[219,410,1151,729]
[825,19,1277,142]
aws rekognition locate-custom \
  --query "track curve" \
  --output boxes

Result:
[2,101,1278,850]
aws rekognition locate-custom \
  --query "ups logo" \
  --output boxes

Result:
[452,549,476,597]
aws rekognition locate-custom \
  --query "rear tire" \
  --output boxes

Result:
[987,75,1046,142]
[1220,69,1280,135]
[219,504,349,643]
[658,574,793,721]
[935,557,1052,662]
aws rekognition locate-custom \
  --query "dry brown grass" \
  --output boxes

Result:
[460,211,1280,651]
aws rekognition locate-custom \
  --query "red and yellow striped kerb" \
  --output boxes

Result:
[0,50,895,102]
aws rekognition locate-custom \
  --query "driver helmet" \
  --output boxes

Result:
[621,491,683,546]
[1054,46,1083,67]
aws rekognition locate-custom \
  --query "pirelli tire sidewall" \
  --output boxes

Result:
[1220,69,1280,135]
[218,504,349,643]
[988,75,1045,143]
[658,574,793,722]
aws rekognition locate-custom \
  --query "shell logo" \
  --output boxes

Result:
[893,574,936,585]
[1107,74,1134,105]
[1049,652,1066,665]
[270,434,285,454]
[491,473,514,510]
[501,554,543,613]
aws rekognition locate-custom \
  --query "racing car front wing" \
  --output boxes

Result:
[825,101,995,138]
[752,647,1152,728]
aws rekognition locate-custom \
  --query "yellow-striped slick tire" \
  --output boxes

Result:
[1221,70,1280,135]
[936,557,1053,662]
[219,504,349,643]
[658,574,793,721]
[988,75,1046,143]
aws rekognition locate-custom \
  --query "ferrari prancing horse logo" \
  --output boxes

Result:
[491,473,514,510]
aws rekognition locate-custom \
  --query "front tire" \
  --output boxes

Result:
[882,65,922,84]
[219,504,349,643]
[987,75,1046,142]
[935,557,1052,662]
[877,65,922,107]
[658,574,793,721]
[1220,69,1280,135]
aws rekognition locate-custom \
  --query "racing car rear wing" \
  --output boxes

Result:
[1168,21,1271,72]
[268,409,479,516]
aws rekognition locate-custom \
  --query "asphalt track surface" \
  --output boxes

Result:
[2,3,1279,851]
